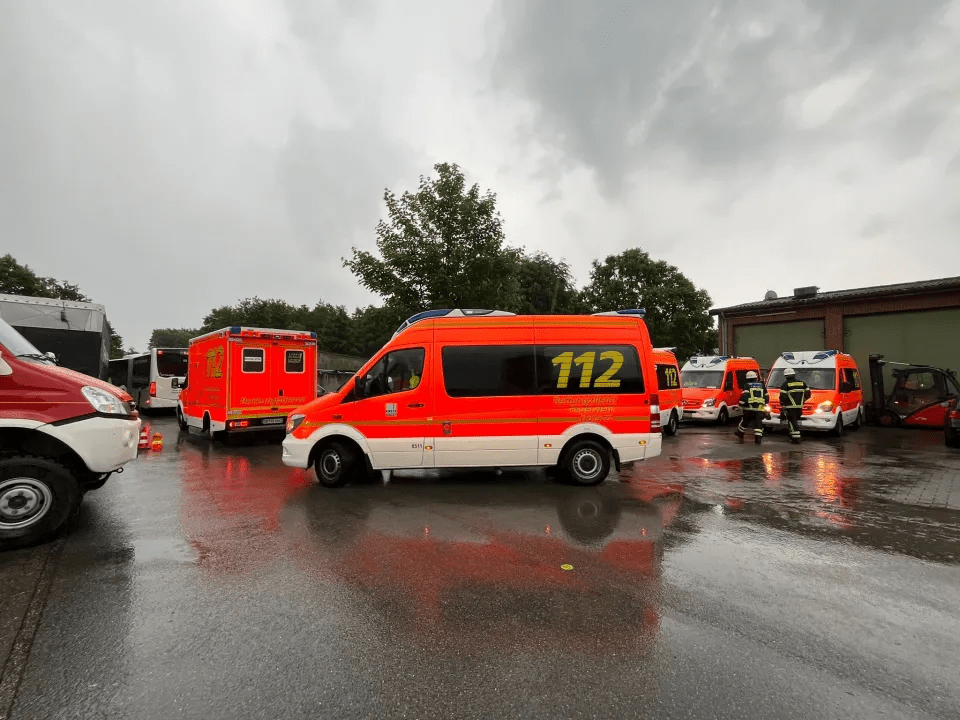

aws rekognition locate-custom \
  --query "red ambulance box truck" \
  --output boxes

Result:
[177,327,318,440]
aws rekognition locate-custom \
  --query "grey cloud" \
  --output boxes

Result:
[493,0,956,196]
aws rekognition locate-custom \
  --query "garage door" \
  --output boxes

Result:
[733,320,826,373]
[844,309,960,403]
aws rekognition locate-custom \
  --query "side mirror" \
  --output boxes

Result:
[44,351,58,363]
[0,351,12,377]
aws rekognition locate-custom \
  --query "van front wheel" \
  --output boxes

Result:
[563,441,610,486]
[315,442,356,488]
[0,456,80,549]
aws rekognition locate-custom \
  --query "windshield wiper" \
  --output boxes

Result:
[17,353,57,364]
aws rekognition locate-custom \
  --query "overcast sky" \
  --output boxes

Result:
[3,0,959,351]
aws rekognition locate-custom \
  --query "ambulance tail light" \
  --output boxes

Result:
[149,382,156,397]
[650,393,661,432]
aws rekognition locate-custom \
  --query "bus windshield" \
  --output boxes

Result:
[156,349,188,377]
[682,371,724,389]
[768,368,836,390]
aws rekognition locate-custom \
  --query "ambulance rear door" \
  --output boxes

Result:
[230,339,274,416]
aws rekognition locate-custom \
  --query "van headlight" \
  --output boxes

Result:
[702,398,716,408]
[816,401,834,414]
[82,386,130,416]
[286,414,305,434]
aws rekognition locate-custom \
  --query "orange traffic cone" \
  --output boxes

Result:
[138,427,150,450]
[151,432,163,451]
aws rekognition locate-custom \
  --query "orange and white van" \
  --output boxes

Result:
[653,347,682,436]
[178,327,317,439]
[764,350,864,435]
[680,355,762,424]
[282,309,662,487]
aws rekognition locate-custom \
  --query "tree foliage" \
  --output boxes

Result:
[512,252,586,315]
[148,328,200,349]
[582,248,716,360]
[344,163,522,319]
[0,254,126,358]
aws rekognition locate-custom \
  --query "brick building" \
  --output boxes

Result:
[709,277,960,400]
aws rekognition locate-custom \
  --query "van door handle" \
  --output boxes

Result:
[407,403,425,408]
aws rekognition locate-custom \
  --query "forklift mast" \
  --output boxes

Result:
[868,354,886,419]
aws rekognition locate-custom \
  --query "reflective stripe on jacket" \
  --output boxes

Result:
[779,379,811,409]
[739,382,769,410]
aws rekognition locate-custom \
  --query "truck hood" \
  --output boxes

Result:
[38,363,132,401]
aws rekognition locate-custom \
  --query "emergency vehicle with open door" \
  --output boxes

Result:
[680,355,762,424]
[282,309,662,487]
[177,327,318,439]
[763,350,864,436]
[653,347,682,436]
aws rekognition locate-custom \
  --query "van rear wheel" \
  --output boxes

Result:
[664,411,679,437]
[315,441,356,488]
[562,440,610,486]
[0,455,80,549]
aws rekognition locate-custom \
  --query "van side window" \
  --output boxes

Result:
[537,345,643,395]
[285,350,305,374]
[843,368,861,390]
[442,346,536,397]
[655,363,680,390]
[723,373,735,391]
[242,348,265,373]
[363,348,425,398]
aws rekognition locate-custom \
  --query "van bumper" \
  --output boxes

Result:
[282,435,312,469]
[141,396,179,410]
[685,407,720,421]
[763,411,837,430]
[615,433,662,463]
[43,416,141,473]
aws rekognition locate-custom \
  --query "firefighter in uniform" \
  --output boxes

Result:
[779,367,811,444]
[735,371,769,445]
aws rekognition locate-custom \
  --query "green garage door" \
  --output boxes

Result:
[734,320,826,372]
[844,309,960,403]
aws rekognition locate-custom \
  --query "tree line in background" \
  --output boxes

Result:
[0,254,126,357]
[3,163,718,363]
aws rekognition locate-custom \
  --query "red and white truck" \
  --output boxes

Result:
[177,326,318,439]
[0,315,140,549]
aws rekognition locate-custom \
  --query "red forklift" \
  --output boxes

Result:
[867,355,960,435]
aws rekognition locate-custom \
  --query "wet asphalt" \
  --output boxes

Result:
[2,417,960,719]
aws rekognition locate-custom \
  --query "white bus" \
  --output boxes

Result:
[108,348,188,412]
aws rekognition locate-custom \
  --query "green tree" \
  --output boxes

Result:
[344,163,522,318]
[0,254,125,358]
[512,252,586,315]
[581,248,716,361]
[148,328,201,349]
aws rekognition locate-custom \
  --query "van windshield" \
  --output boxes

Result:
[0,317,48,362]
[768,368,836,390]
[682,371,724,389]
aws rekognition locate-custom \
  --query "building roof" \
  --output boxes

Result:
[710,276,960,316]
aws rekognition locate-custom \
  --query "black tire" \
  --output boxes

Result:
[850,407,863,431]
[562,440,611,486]
[203,414,221,442]
[832,413,844,438]
[664,411,679,437]
[314,441,357,488]
[879,410,901,428]
[946,429,960,448]
[717,407,729,426]
[0,455,81,549]
[177,407,189,432]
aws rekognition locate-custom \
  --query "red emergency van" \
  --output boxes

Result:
[282,309,662,487]
[0,315,140,548]
[178,327,318,439]
[680,355,762,424]
[653,347,683,436]
[764,350,864,435]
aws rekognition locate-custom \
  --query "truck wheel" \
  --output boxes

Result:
[562,440,610,486]
[0,456,80,549]
[664,411,679,437]
[315,441,356,488]
[717,407,729,426]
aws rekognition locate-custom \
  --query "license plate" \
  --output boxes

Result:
[262,417,284,425]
